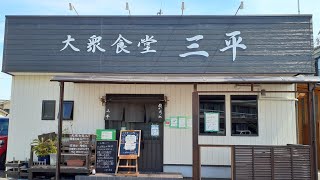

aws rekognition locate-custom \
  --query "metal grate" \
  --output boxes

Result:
[233,145,311,180]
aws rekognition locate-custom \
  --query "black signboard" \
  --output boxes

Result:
[96,140,118,173]
[69,134,91,154]
[119,130,141,157]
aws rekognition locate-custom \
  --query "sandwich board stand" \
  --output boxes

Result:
[96,140,118,173]
[115,130,141,176]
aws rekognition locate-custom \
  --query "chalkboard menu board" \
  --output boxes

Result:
[69,134,91,154]
[96,140,118,173]
[119,130,141,157]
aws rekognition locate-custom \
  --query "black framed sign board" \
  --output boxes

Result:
[96,140,118,173]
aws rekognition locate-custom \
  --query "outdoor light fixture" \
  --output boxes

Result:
[157,9,163,15]
[235,1,244,15]
[99,96,106,106]
[260,89,266,96]
[69,3,79,15]
[239,1,244,9]
[125,2,131,15]
[181,1,185,15]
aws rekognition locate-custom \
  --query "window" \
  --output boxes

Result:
[42,100,56,120]
[199,95,225,136]
[231,95,258,136]
[63,101,74,120]
[0,118,9,136]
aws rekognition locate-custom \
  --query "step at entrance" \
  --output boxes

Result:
[76,172,183,180]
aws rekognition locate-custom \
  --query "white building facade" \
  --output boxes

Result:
[2,15,316,178]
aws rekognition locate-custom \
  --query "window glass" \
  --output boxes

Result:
[199,95,225,135]
[42,100,56,120]
[0,118,9,136]
[231,95,258,136]
[63,101,74,120]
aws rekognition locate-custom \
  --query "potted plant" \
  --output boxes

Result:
[31,137,57,165]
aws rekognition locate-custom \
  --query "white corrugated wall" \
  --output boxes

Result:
[197,84,297,165]
[7,75,296,167]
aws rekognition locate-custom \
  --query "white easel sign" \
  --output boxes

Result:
[204,112,219,132]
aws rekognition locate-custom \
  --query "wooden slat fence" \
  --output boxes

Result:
[233,145,312,180]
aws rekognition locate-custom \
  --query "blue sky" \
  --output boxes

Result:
[0,0,320,100]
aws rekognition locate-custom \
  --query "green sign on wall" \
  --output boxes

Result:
[96,129,116,140]
[166,116,192,129]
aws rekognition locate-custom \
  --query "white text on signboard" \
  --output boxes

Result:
[60,31,246,61]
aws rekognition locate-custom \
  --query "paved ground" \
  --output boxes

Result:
[0,170,231,180]
[0,171,4,178]
[0,170,227,179]
[183,178,231,180]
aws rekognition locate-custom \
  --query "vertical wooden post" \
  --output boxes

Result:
[271,147,274,180]
[308,83,318,180]
[231,146,235,180]
[56,81,64,180]
[192,83,200,180]
[317,94,320,172]
[252,147,255,179]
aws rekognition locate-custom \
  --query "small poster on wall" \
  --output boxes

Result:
[187,117,192,128]
[151,124,160,137]
[170,117,178,128]
[178,116,187,128]
[165,116,192,129]
[96,129,116,140]
[204,112,219,132]
[164,118,171,126]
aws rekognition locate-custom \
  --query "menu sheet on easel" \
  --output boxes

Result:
[118,130,141,157]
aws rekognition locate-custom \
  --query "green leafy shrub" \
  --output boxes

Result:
[31,137,57,157]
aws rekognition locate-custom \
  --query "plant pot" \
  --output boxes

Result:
[66,159,85,167]
[49,153,56,166]
[38,155,50,165]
